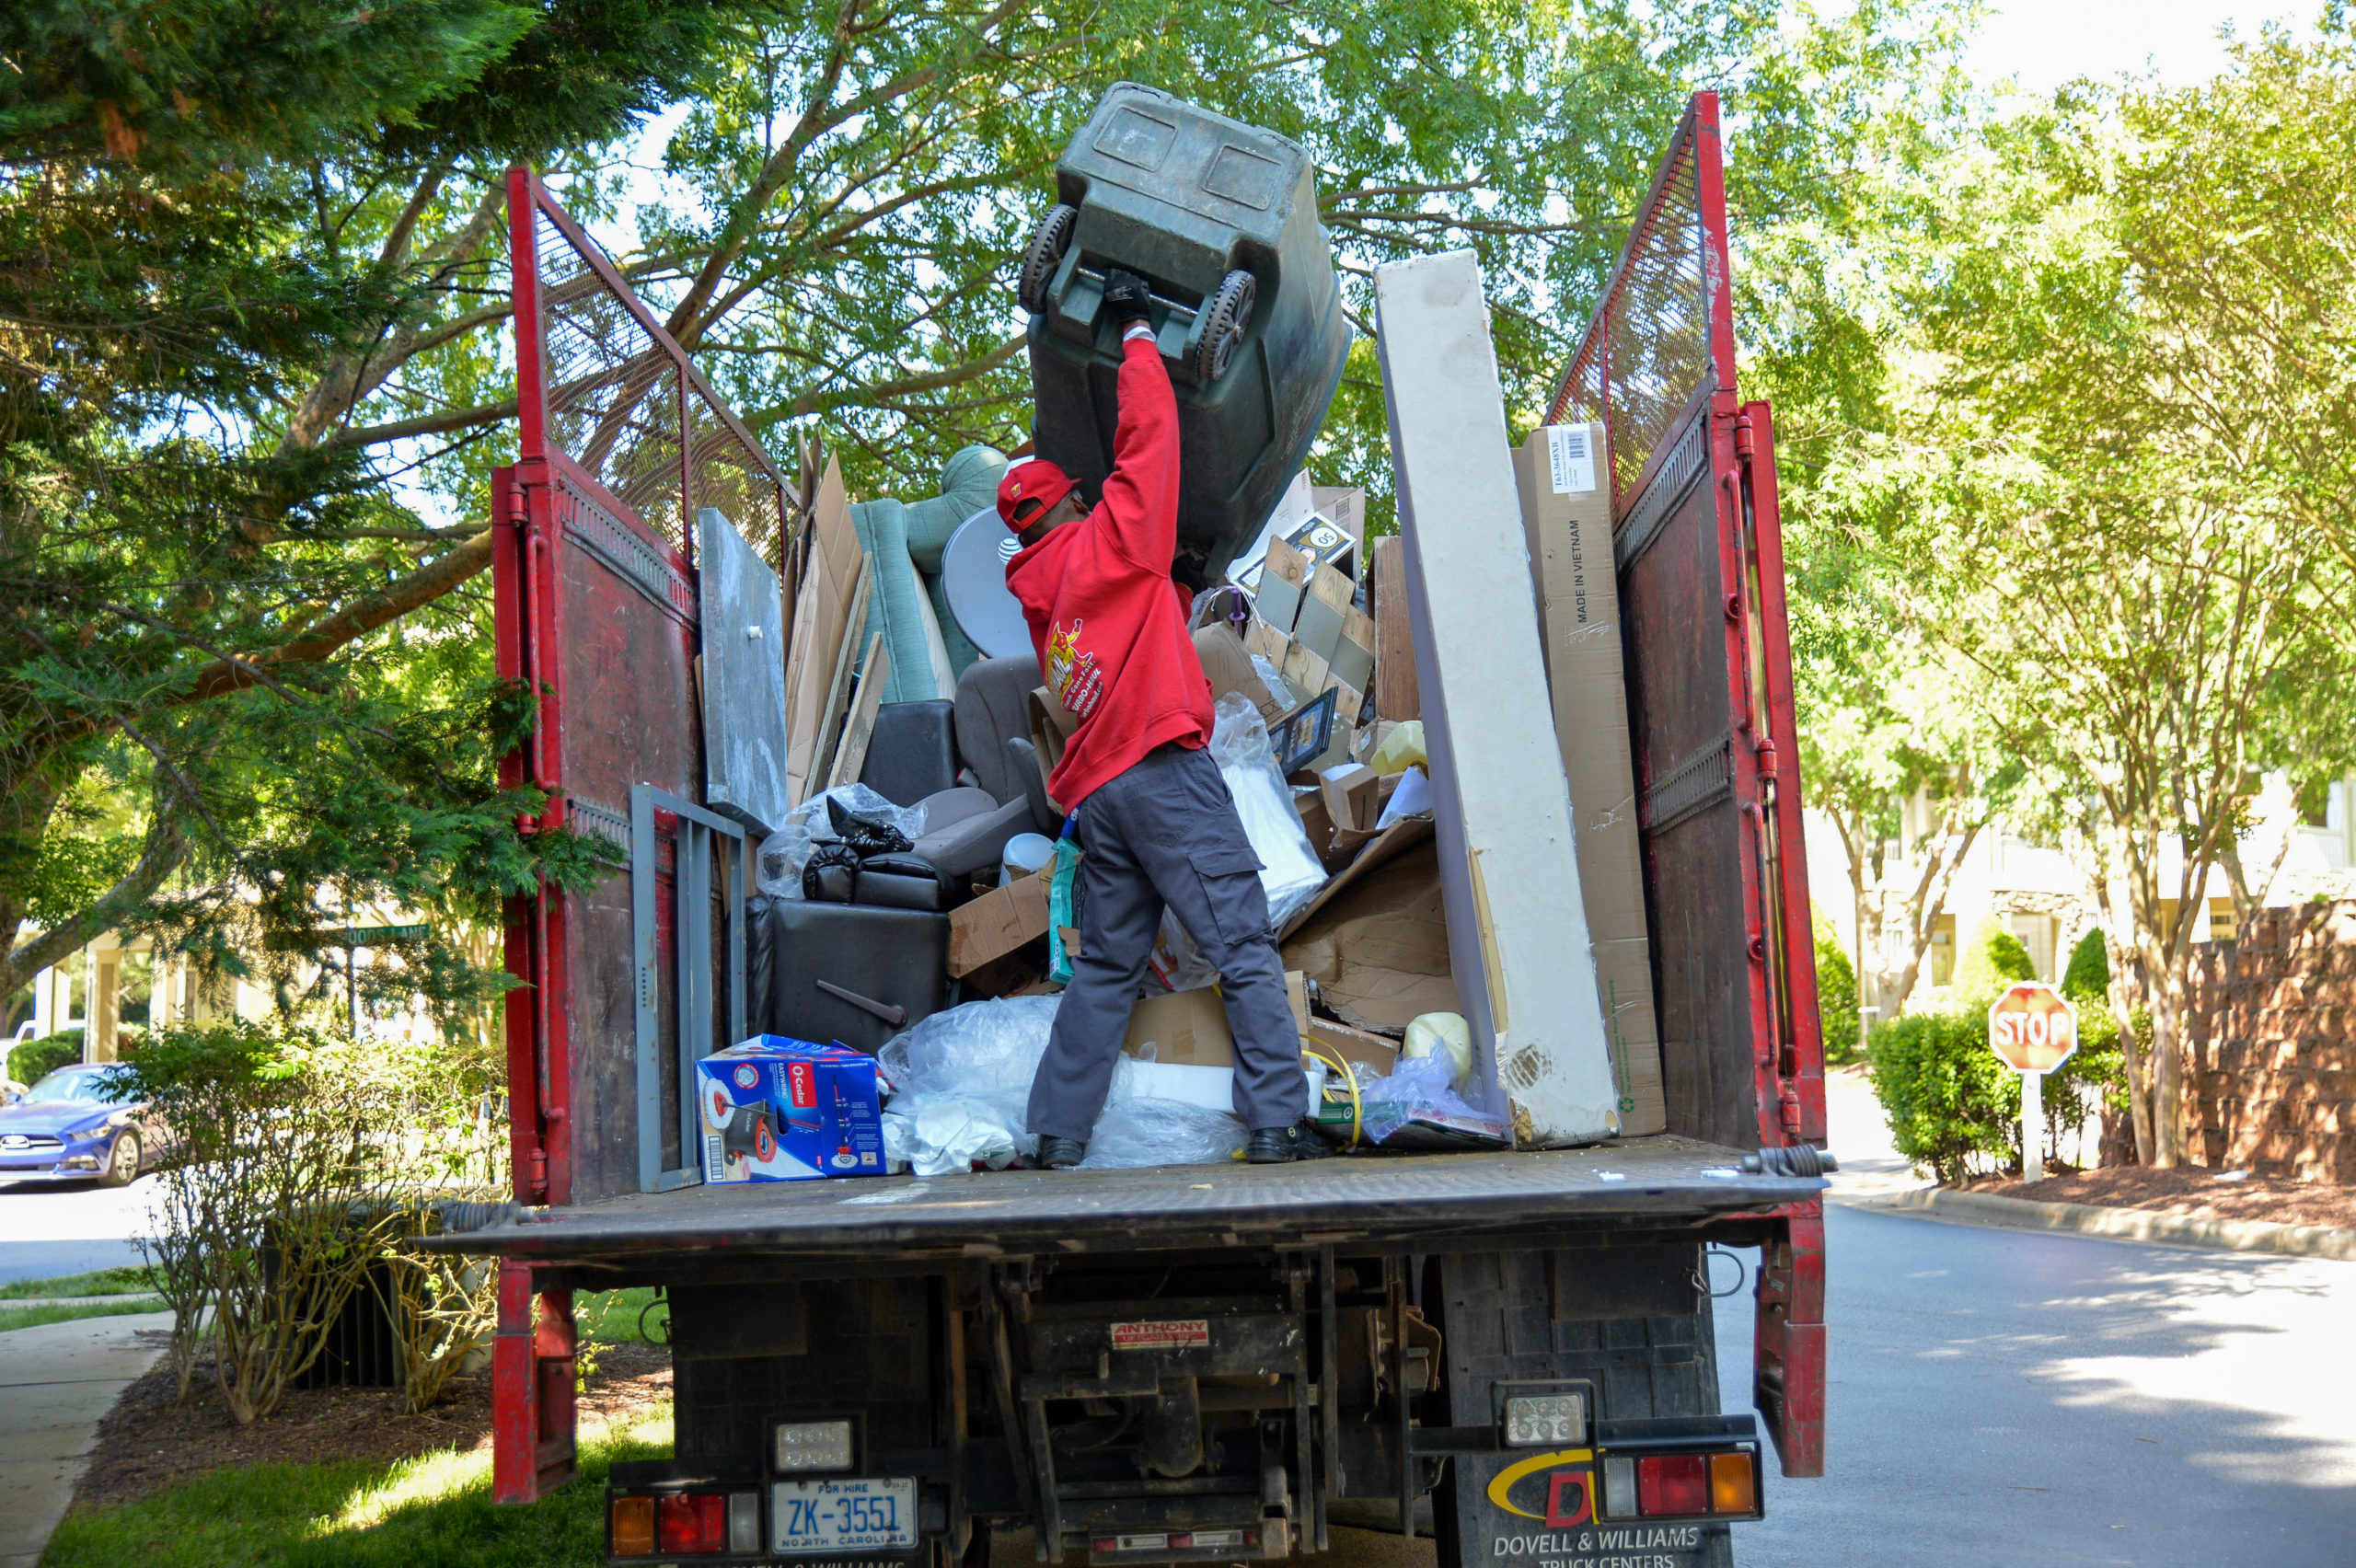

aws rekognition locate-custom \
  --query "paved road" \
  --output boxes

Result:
[0,1175,161,1285]
[1715,1202,2356,1567]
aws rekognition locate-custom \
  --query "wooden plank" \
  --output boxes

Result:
[1375,249,1617,1147]
[1369,536,1419,721]
[823,634,891,794]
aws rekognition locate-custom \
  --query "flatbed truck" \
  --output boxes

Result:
[433,91,1831,1568]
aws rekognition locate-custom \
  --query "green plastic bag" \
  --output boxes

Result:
[1047,814,1084,986]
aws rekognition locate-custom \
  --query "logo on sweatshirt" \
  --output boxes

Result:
[1046,618,1103,720]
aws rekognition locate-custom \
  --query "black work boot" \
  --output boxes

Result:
[1246,1127,1295,1164]
[1038,1136,1087,1170]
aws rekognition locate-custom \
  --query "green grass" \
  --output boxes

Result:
[0,1265,159,1300]
[0,1298,167,1334]
[42,1402,672,1568]
[573,1287,667,1346]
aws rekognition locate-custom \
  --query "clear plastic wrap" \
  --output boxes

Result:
[1356,1055,1489,1145]
[756,785,929,900]
[877,996,1245,1172]
[1207,693,1327,928]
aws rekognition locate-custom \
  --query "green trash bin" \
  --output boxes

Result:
[1022,84,1352,592]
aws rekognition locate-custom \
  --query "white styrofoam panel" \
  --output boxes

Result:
[698,505,792,836]
[1372,251,1619,1146]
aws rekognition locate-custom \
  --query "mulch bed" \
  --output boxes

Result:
[70,1331,671,1513]
[1965,1167,2356,1231]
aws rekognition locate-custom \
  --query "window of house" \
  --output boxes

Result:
[1928,914,1958,987]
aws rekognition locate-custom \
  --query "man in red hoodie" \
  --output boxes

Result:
[1002,268,1309,1169]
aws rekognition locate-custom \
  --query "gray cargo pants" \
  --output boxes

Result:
[1027,742,1308,1142]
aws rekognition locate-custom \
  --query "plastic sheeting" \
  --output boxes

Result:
[756,785,930,901]
[1207,693,1327,928]
[1355,1055,1490,1145]
[877,996,1245,1174]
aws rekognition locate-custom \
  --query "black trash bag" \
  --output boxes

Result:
[826,794,915,857]
[803,841,861,903]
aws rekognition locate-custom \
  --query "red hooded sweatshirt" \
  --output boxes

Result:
[1007,330,1211,809]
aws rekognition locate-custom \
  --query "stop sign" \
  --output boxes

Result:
[1987,981,2078,1072]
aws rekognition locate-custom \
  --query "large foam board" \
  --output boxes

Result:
[1372,250,1619,1147]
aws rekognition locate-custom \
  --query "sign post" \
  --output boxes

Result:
[1987,981,2078,1183]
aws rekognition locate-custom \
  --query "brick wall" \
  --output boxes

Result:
[2181,901,2356,1182]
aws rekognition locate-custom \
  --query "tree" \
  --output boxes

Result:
[1857,35,2356,1166]
[2,3,729,1015]
[7,0,1965,1020]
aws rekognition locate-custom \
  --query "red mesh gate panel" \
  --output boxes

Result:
[492,168,793,1503]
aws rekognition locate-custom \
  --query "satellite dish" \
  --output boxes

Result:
[940,508,1034,660]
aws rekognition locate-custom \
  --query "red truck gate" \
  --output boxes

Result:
[1547,91,1827,1476]
[491,167,794,1500]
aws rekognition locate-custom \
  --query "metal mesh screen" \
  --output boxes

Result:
[524,191,790,561]
[1544,107,1717,522]
[689,387,784,559]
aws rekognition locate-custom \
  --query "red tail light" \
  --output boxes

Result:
[1637,1454,1708,1516]
[657,1492,729,1554]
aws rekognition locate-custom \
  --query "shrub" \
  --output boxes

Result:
[7,1029,83,1085]
[1812,915,1862,1066]
[127,1022,506,1419]
[1951,918,2036,1007]
[1868,1010,2019,1182]
[2061,927,2110,1000]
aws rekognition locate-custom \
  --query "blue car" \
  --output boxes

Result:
[0,1063,167,1186]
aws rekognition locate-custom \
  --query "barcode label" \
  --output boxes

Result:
[706,1134,725,1179]
[1547,424,1598,494]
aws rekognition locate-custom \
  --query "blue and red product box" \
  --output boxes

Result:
[698,1036,885,1183]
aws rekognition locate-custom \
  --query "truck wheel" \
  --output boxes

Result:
[1019,204,1078,316]
[1193,270,1256,383]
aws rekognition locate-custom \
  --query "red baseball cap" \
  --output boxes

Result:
[998,459,1078,532]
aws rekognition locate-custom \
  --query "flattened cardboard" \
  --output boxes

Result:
[1195,622,1287,725]
[1513,423,1664,1135]
[948,869,1051,978]
[1281,832,1459,1032]
[784,459,865,803]
[1301,1017,1399,1078]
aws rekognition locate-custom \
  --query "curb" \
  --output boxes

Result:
[1882,1186,2356,1262]
[0,1292,164,1310]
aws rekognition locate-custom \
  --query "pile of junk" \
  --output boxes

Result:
[698,86,1666,1182]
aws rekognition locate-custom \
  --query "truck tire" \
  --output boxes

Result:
[1019,205,1078,317]
[1426,1248,1735,1568]
[1192,270,1256,383]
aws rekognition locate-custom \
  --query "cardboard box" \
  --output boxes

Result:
[697,1036,885,1182]
[949,870,1050,978]
[1122,986,1234,1066]
[1280,823,1460,1033]
[1301,1017,1400,1079]
[1028,686,1078,810]
[1513,423,1665,1135]
[1321,763,1380,834]
[1292,784,1336,862]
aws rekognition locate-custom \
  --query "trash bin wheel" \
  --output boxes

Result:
[1194,269,1257,383]
[1019,204,1079,317]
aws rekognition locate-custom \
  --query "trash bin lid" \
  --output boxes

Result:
[941,507,1034,660]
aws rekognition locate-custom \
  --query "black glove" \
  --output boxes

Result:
[1101,268,1154,327]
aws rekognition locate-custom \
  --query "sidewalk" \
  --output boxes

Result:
[0,1310,170,1568]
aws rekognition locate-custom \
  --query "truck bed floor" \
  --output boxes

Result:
[433,1135,1819,1266]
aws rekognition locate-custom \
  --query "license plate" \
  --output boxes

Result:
[772,1476,917,1553]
